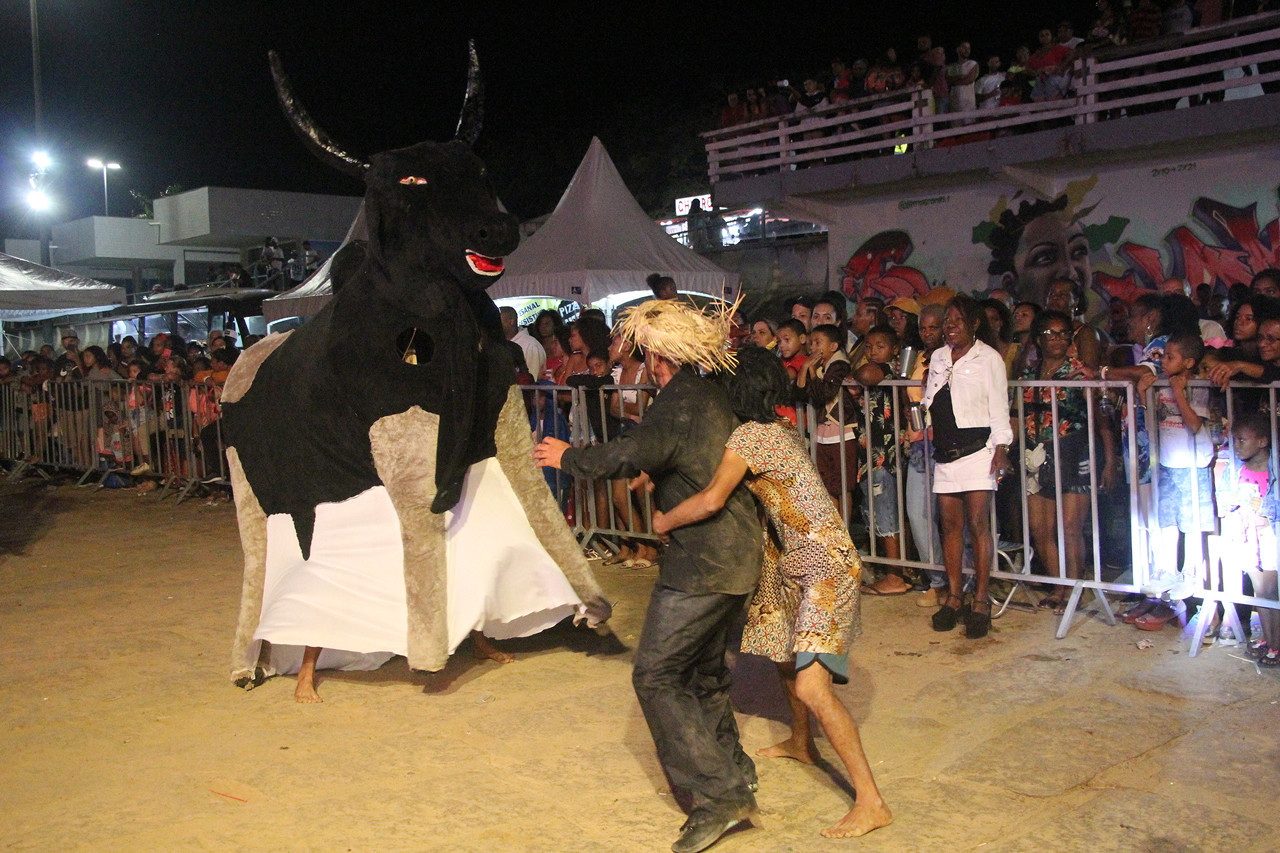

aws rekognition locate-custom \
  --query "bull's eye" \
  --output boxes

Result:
[398,176,429,185]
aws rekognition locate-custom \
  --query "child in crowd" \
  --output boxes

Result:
[855,325,906,592]
[565,350,620,444]
[1216,411,1279,664]
[797,323,859,518]
[125,359,155,477]
[775,319,809,379]
[566,350,631,557]
[1138,331,1214,606]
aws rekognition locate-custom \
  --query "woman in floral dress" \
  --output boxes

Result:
[1020,309,1115,613]
[652,346,891,840]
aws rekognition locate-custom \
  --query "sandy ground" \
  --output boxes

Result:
[2,479,1279,853]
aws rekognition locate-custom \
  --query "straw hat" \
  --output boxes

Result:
[614,298,738,373]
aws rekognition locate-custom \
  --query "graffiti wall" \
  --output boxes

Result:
[828,147,1280,316]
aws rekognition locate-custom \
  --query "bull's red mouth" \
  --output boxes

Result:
[465,251,504,276]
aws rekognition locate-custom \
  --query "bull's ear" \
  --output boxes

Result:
[269,50,370,177]
[453,39,484,148]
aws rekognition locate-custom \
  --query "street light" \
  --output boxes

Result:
[86,158,121,216]
[29,150,53,264]
[26,188,50,211]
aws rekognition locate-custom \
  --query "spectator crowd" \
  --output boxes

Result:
[0,327,246,495]
[2,260,1277,662]
[518,267,1280,662]
[716,2,1261,132]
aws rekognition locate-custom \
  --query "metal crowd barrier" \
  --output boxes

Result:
[4,372,1275,654]
[527,374,1279,652]
[521,381,659,561]
[0,378,228,503]
[815,376,1280,650]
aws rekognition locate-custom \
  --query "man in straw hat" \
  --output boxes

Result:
[535,299,762,853]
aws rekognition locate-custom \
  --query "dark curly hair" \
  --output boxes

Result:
[984,195,1070,277]
[719,346,794,424]
[1155,294,1201,338]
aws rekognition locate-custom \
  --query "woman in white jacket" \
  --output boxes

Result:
[921,294,1014,639]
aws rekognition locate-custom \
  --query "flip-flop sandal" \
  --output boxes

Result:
[1122,600,1157,624]
[1259,647,1280,667]
[623,558,654,569]
[1134,607,1176,632]
[1247,638,1268,657]
[861,584,909,597]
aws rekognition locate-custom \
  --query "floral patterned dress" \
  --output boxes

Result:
[727,420,862,667]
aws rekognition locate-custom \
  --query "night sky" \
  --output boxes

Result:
[0,1,1092,243]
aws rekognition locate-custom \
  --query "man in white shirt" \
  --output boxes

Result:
[975,54,1005,110]
[499,306,546,379]
[946,42,980,122]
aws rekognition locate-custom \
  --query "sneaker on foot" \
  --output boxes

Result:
[1166,573,1200,600]
[1217,625,1240,646]
[1141,570,1180,597]
[129,462,152,476]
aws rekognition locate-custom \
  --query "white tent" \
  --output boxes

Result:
[0,252,126,321]
[263,136,737,322]
[489,137,738,305]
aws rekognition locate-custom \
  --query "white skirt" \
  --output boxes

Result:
[932,445,997,494]
[254,457,583,674]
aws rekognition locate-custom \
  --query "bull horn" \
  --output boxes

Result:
[453,40,484,147]
[268,50,369,178]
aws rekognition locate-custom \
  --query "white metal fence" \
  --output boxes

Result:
[3,374,1275,653]
[702,13,1280,184]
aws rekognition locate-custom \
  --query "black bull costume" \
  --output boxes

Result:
[225,45,609,685]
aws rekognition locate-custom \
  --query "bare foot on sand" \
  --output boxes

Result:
[294,675,322,703]
[820,801,893,838]
[757,737,816,764]
[471,631,515,664]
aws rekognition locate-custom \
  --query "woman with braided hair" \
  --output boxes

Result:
[984,194,1092,308]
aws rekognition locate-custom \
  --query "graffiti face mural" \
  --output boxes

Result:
[1005,213,1090,306]
[834,153,1280,318]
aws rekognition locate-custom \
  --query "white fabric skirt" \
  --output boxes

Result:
[255,457,582,674]
[932,445,996,494]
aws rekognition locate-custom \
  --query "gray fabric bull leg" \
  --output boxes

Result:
[492,386,612,626]
[368,406,450,673]
[227,446,275,687]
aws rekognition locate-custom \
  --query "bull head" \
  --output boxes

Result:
[269,42,518,316]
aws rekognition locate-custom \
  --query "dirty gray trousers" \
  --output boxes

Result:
[631,584,757,819]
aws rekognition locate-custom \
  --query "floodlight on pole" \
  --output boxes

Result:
[86,158,121,216]
[26,188,51,211]
[32,150,51,171]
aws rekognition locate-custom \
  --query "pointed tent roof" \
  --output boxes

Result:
[262,138,735,322]
[489,137,737,304]
[0,252,126,321]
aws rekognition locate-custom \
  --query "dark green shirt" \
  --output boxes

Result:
[561,368,763,595]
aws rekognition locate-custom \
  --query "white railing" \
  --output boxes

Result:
[703,13,1280,184]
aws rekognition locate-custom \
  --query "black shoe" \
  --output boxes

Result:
[932,595,968,631]
[672,814,750,853]
[965,601,992,639]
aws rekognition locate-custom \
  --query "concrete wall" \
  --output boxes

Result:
[821,142,1280,320]
[155,187,360,246]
